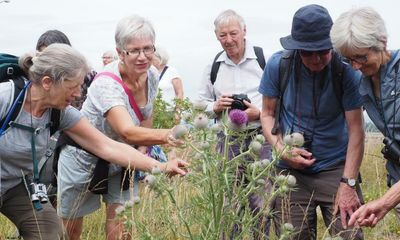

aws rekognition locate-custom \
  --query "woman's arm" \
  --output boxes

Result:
[64,117,186,175]
[105,105,179,146]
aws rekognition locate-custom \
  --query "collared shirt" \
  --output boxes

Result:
[198,41,265,128]
[259,50,363,173]
[360,49,400,182]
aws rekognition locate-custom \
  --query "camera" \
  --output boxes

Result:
[381,137,400,164]
[231,94,251,110]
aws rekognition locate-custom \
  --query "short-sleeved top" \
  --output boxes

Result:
[158,66,181,105]
[359,49,400,182]
[0,79,82,196]
[60,60,159,176]
[258,50,363,173]
[198,41,265,128]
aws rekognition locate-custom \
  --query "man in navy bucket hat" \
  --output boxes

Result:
[259,4,364,239]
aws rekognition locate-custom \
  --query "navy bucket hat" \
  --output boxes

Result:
[280,4,333,51]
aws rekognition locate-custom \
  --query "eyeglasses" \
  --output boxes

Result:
[123,46,156,58]
[299,49,331,57]
[342,48,372,65]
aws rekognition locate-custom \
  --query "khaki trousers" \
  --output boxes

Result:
[0,181,64,240]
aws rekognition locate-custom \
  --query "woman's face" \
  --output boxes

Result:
[49,76,83,109]
[119,38,155,75]
[342,47,382,77]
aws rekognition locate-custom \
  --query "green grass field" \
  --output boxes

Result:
[1,133,399,240]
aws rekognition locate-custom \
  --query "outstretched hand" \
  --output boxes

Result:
[160,158,188,177]
[348,198,389,228]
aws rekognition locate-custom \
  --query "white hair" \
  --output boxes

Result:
[154,46,169,65]
[331,6,387,54]
[115,15,155,50]
[214,9,246,32]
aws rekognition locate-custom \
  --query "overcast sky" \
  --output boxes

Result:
[1,0,400,99]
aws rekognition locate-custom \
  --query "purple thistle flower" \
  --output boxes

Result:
[229,109,248,125]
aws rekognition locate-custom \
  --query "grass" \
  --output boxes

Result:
[1,133,400,239]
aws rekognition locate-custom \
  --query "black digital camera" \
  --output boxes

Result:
[231,94,251,110]
[381,137,400,164]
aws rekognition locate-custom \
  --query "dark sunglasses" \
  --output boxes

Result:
[299,49,331,57]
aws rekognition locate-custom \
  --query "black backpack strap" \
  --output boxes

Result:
[331,51,345,112]
[253,46,266,70]
[210,50,224,85]
[49,109,61,136]
[272,50,294,135]
[0,77,26,132]
[159,65,169,80]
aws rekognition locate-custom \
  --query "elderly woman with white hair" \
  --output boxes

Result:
[57,15,185,240]
[331,6,400,228]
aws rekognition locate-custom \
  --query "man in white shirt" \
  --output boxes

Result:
[198,9,271,239]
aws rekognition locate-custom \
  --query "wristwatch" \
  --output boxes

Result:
[340,177,356,188]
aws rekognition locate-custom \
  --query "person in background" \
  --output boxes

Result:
[152,46,184,123]
[36,29,71,52]
[102,50,118,66]
[0,43,186,240]
[331,6,400,228]
[57,15,185,240]
[152,46,184,103]
[259,4,364,239]
[198,9,271,239]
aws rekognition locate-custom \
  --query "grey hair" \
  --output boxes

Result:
[154,46,169,65]
[103,50,118,60]
[115,15,155,50]
[214,9,246,32]
[331,6,387,54]
[19,43,89,85]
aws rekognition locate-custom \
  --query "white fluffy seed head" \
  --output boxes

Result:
[171,124,188,139]
[287,175,297,187]
[144,174,156,187]
[255,134,265,144]
[250,141,262,155]
[291,132,304,147]
[193,113,209,129]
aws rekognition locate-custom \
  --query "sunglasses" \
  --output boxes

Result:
[299,49,331,57]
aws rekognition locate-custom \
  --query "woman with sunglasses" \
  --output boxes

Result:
[331,6,400,228]
[57,15,185,240]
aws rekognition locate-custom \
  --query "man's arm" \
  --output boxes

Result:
[334,107,365,229]
[260,96,314,168]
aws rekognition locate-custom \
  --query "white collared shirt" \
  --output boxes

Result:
[198,41,266,126]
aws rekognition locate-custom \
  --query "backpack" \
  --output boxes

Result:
[0,53,61,203]
[210,46,266,85]
[271,50,344,135]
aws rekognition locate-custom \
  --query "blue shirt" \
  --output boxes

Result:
[259,50,362,173]
[360,49,400,183]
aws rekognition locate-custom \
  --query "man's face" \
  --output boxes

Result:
[299,49,332,72]
[215,21,246,62]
